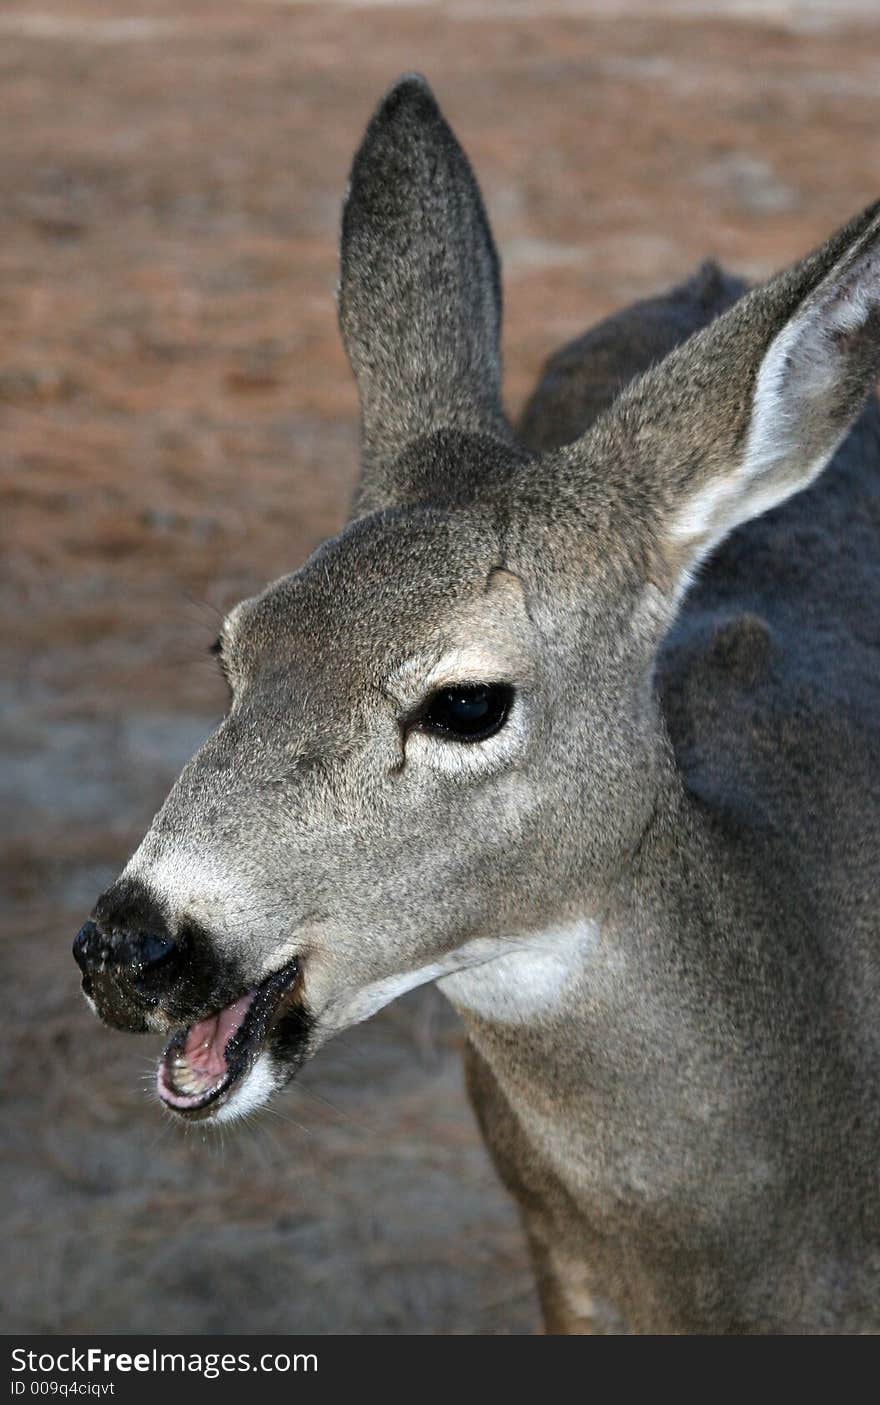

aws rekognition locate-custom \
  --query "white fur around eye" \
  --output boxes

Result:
[406,690,527,778]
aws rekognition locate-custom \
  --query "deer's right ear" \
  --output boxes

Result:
[338,75,511,515]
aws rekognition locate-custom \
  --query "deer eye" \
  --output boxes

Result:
[419,683,513,743]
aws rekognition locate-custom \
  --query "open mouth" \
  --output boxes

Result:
[156,960,300,1117]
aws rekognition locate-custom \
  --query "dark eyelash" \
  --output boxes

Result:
[208,637,233,701]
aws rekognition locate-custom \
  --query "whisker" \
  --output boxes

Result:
[291,1081,374,1135]
[260,1103,314,1138]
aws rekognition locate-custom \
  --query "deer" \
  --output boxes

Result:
[72,75,880,1334]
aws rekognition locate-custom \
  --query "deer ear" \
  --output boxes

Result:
[338,75,511,515]
[656,202,880,583]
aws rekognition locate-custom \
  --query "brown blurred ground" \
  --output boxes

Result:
[2,0,879,1335]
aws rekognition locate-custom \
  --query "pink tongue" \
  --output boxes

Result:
[182,992,256,1080]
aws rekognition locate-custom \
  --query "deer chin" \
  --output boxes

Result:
[156,959,302,1122]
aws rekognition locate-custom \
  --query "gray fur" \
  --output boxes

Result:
[339,75,512,511]
[79,76,880,1333]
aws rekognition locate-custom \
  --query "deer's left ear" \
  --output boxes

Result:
[602,201,880,592]
[669,202,880,577]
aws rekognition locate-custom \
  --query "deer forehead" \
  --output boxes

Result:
[221,529,537,703]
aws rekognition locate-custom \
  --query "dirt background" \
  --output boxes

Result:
[2,0,879,1336]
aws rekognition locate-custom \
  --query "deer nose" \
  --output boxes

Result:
[73,876,182,990]
[72,919,177,978]
[73,879,187,1030]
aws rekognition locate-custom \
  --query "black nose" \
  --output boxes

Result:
[73,918,176,978]
[73,878,179,982]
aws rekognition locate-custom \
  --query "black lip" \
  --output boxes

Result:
[159,958,300,1118]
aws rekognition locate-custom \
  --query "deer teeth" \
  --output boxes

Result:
[170,1060,211,1095]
